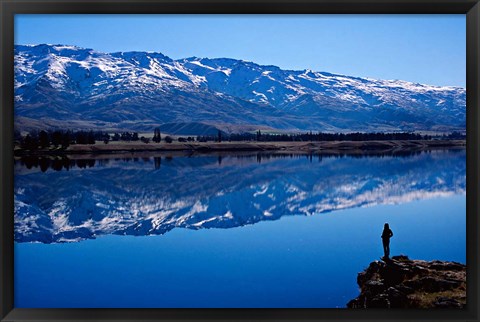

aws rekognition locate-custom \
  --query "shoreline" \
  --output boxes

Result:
[14,139,466,157]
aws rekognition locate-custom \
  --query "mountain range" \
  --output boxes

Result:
[14,44,466,134]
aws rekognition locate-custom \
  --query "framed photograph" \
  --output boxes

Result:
[1,0,479,321]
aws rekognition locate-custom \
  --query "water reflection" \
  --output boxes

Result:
[16,149,431,172]
[14,149,465,243]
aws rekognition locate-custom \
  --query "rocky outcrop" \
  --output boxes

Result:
[347,255,466,308]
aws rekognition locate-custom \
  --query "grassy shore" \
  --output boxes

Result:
[14,139,465,156]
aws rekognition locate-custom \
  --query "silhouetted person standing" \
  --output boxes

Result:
[381,223,393,259]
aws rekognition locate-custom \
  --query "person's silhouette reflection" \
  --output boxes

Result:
[381,223,393,259]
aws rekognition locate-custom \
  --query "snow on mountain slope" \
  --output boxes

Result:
[14,44,466,133]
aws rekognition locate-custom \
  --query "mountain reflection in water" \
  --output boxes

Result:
[14,149,466,244]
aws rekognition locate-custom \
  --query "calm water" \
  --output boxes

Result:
[14,149,466,308]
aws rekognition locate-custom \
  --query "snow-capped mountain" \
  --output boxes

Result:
[14,44,466,133]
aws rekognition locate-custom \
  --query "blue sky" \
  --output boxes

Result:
[15,14,466,87]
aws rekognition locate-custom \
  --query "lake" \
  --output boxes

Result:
[14,149,466,308]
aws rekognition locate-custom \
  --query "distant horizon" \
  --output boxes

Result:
[15,15,466,87]
[15,42,466,89]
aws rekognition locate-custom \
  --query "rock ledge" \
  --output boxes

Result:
[347,255,466,308]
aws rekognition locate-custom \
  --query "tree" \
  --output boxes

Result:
[153,127,161,143]
[76,131,88,144]
[256,130,262,142]
[61,131,71,148]
[87,131,96,144]
[102,133,110,144]
[51,130,63,147]
[22,134,38,150]
[112,133,121,141]
[164,136,173,143]
[217,130,222,143]
[121,132,132,141]
[38,130,50,148]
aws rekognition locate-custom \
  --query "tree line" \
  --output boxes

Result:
[199,130,432,142]
[15,127,464,151]
[15,129,145,150]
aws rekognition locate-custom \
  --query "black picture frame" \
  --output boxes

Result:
[1,0,479,321]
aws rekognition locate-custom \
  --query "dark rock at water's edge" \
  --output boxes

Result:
[347,255,466,308]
